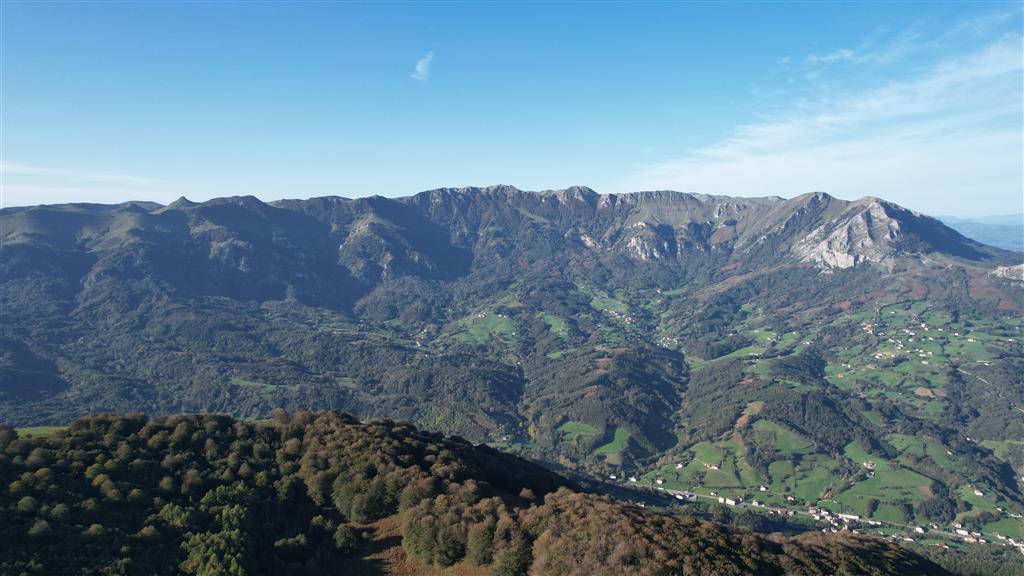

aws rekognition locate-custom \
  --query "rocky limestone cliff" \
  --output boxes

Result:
[793,199,904,269]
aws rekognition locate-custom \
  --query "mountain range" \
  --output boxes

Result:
[938,215,1024,252]
[1,186,1023,569]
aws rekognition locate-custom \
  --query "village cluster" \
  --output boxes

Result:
[605,470,1024,555]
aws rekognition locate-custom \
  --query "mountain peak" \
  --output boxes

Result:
[788,191,837,206]
[167,196,197,209]
[545,185,599,205]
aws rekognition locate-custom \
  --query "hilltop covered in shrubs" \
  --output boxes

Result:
[0,412,948,575]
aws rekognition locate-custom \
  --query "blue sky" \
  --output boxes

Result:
[2,2,1021,216]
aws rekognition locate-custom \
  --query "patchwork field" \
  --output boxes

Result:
[630,295,1023,539]
[559,420,599,441]
[595,427,630,465]
[452,312,518,347]
[13,425,66,437]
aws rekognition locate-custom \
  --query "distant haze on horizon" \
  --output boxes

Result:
[1,2,1021,218]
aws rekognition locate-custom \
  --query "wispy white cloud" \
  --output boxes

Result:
[803,9,1019,73]
[0,162,161,207]
[952,8,1022,37]
[1,161,155,186]
[411,50,434,81]
[804,26,927,70]
[622,37,1024,217]
[807,48,857,65]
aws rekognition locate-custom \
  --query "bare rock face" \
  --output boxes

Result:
[793,200,906,269]
[993,264,1024,282]
[578,233,599,249]
[620,222,680,261]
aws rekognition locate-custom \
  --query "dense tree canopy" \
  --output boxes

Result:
[0,412,953,575]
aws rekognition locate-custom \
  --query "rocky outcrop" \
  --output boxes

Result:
[793,199,904,269]
[993,264,1024,282]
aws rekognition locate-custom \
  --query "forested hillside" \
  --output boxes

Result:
[0,412,952,576]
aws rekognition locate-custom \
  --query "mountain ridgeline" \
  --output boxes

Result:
[2,186,1023,562]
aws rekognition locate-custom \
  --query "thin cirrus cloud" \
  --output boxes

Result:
[1,161,154,186]
[804,27,925,68]
[411,50,434,81]
[807,48,857,65]
[623,36,1023,217]
[1,161,161,207]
